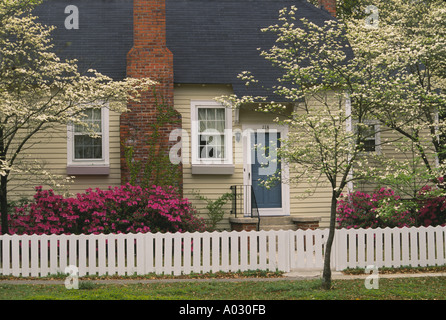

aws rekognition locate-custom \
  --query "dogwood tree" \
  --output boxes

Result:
[0,0,155,234]
[219,7,377,290]
[220,0,446,289]
[347,0,446,195]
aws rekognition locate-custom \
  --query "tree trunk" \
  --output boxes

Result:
[321,190,338,290]
[0,174,8,235]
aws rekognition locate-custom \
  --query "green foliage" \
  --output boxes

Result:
[192,190,234,231]
[123,90,182,190]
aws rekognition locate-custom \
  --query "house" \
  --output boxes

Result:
[13,0,348,231]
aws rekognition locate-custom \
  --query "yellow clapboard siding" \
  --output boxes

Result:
[8,110,122,200]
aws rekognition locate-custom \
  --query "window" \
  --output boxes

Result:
[198,108,226,160]
[67,107,110,175]
[191,100,233,170]
[73,108,103,160]
[356,121,380,154]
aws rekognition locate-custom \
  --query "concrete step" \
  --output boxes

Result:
[259,216,293,225]
[260,224,296,231]
[259,216,295,231]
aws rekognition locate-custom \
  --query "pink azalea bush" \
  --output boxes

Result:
[336,188,417,229]
[417,185,446,227]
[5,184,207,235]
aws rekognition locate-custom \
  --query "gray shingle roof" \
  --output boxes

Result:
[166,0,336,98]
[32,0,339,98]
[33,0,133,81]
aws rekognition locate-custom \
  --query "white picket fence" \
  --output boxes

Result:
[335,225,446,270]
[0,226,445,277]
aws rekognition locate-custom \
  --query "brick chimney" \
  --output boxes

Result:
[121,0,182,190]
[318,0,337,17]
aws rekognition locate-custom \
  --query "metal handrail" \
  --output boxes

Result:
[229,185,260,231]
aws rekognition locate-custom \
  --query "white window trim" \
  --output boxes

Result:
[191,100,233,166]
[67,106,110,170]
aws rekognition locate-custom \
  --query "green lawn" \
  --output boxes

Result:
[1,276,445,300]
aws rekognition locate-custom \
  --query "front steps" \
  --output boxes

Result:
[229,216,322,232]
[259,216,295,231]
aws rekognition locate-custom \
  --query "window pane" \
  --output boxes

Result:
[359,124,376,152]
[74,135,103,159]
[75,108,102,133]
[199,134,225,159]
[363,140,376,152]
[196,107,226,159]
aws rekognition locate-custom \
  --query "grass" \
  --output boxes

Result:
[342,264,446,275]
[1,266,446,301]
[1,274,446,300]
[0,269,284,281]
[1,277,446,300]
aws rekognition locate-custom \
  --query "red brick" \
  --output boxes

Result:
[121,0,182,191]
[318,0,336,17]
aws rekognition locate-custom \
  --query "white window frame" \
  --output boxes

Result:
[191,100,233,166]
[67,106,110,169]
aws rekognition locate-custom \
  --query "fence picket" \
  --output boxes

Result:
[277,231,289,272]
[30,234,39,277]
[258,231,267,270]
[21,235,30,277]
[192,232,201,273]
[394,229,402,267]
[107,234,116,275]
[375,228,384,268]
[419,227,427,267]
[182,233,191,274]
[426,226,436,266]
[239,232,248,271]
[295,230,304,269]
[2,235,11,275]
[98,234,107,276]
[202,232,211,273]
[78,235,87,276]
[267,231,276,271]
[314,229,324,268]
[335,229,347,271]
[173,233,182,276]
[212,233,220,273]
[401,228,410,266]
[434,226,445,265]
[127,233,136,275]
[59,235,68,276]
[229,232,238,272]
[220,231,229,272]
[11,235,19,277]
[409,227,419,267]
[68,235,76,271]
[249,232,257,269]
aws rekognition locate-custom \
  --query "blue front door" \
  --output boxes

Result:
[251,132,282,209]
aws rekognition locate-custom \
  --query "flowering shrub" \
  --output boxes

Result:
[336,188,417,229]
[6,184,207,235]
[417,185,446,227]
